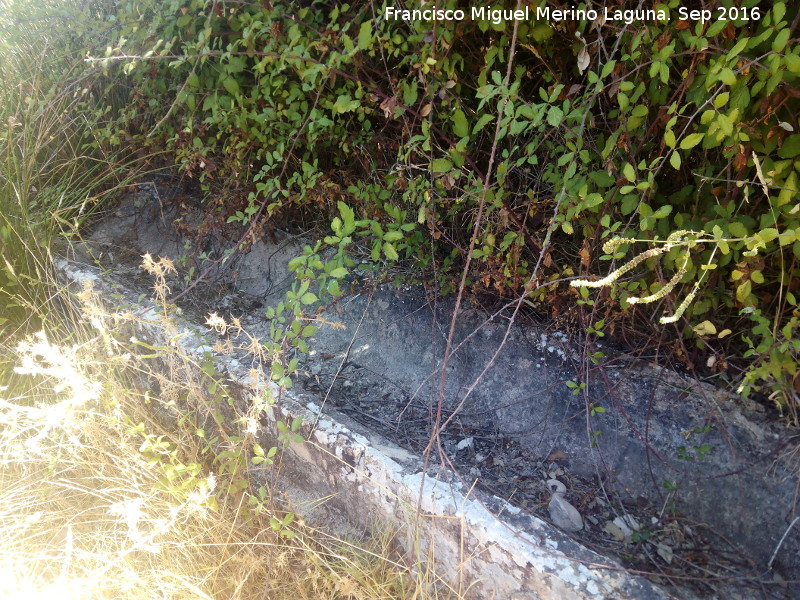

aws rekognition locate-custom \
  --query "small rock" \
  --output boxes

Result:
[613,515,640,537]
[603,521,626,541]
[547,479,583,532]
[656,543,673,564]
[456,437,473,451]
[773,572,787,588]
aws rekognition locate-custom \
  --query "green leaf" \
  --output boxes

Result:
[342,34,354,53]
[716,112,733,136]
[773,2,787,23]
[300,292,319,305]
[778,172,797,206]
[510,119,527,135]
[403,80,418,105]
[547,106,564,127]
[622,163,636,182]
[357,21,372,50]
[333,94,359,113]
[680,133,704,150]
[777,135,800,159]
[772,28,790,53]
[383,231,403,242]
[713,92,729,109]
[736,280,752,303]
[327,279,342,296]
[222,76,240,96]
[727,37,748,60]
[431,157,452,172]
[584,193,604,208]
[329,267,348,278]
[288,256,306,271]
[670,150,682,170]
[589,170,615,187]
[383,242,399,260]
[621,194,638,215]
[271,361,284,378]
[473,113,494,134]
[452,109,469,138]
[226,56,246,74]
[718,68,736,86]
[338,201,355,231]
[758,228,779,243]
[729,222,748,237]
[652,205,672,219]
[785,53,800,74]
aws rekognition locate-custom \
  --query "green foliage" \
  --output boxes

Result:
[92,1,799,415]
[0,0,145,331]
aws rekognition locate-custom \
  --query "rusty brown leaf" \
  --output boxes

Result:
[379,95,398,119]
[579,246,591,267]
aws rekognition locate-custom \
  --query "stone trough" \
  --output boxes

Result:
[55,181,800,598]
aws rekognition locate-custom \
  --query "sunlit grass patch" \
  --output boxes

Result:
[0,294,445,600]
[0,329,242,599]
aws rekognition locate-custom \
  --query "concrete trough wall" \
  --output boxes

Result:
[55,257,676,599]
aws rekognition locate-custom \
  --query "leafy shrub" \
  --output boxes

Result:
[94,1,799,416]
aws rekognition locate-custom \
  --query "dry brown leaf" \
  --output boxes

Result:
[577,46,590,74]
[579,246,591,267]
[379,95,398,119]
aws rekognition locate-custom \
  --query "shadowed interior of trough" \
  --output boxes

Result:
[69,177,800,599]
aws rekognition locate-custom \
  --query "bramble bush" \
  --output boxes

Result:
[91,1,799,418]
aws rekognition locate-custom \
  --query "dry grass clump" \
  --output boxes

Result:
[0,305,423,600]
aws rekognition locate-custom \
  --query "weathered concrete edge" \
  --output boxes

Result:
[54,257,678,600]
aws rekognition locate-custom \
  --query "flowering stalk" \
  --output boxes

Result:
[570,245,671,288]
[660,282,701,324]
[627,267,686,305]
